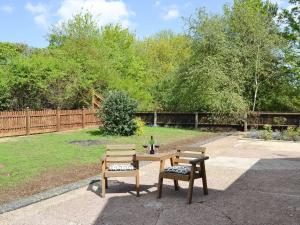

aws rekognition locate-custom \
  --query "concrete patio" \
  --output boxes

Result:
[0,134,299,225]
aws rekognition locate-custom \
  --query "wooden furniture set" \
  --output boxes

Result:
[101,144,209,204]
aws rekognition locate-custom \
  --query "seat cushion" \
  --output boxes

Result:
[165,166,191,175]
[108,164,135,171]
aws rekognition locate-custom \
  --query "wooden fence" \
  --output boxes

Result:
[136,111,300,131]
[0,108,100,137]
[1,110,300,138]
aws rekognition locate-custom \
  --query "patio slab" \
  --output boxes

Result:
[0,135,299,225]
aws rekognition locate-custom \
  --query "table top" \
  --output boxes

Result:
[136,152,175,161]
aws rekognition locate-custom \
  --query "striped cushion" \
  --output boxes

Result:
[108,164,135,171]
[165,166,191,175]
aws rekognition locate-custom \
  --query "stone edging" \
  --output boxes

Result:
[240,137,299,143]
[0,176,100,214]
[0,133,229,215]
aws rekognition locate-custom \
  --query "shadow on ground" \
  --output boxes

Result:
[89,157,300,225]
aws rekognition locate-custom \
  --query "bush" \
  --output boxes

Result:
[98,91,138,136]
[134,117,145,136]
[282,126,299,141]
[260,124,272,140]
[246,125,300,142]
[246,128,260,139]
[273,117,287,125]
[272,130,282,140]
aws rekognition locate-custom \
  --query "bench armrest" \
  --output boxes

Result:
[101,155,107,172]
[189,156,209,165]
[101,154,106,162]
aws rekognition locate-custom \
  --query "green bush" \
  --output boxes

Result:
[98,90,138,136]
[282,126,299,141]
[260,124,272,140]
[273,117,287,125]
[134,117,145,136]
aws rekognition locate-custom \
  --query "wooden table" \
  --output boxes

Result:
[136,152,175,171]
[136,152,179,189]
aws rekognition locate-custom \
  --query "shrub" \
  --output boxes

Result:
[273,117,287,125]
[260,124,272,140]
[134,117,145,136]
[272,130,282,140]
[295,128,300,141]
[246,128,260,139]
[98,91,138,136]
[282,126,299,141]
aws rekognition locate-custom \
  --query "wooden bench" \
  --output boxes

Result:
[101,144,139,197]
[157,147,209,204]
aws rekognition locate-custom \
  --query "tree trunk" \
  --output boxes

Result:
[252,45,261,112]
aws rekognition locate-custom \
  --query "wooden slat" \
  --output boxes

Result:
[136,152,175,161]
[104,170,137,177]
[160,172,190,181]
[106,156,133,162]
[174,158,192,164]
[178,147,206,153]
[106,144,135,150]
[177,152,205,158]
[107,150,135,156]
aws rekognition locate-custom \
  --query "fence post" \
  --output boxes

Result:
[243,112,248,132]
[82,107,86,128]
[56,108,61,131]
[195,112,198,129]
[25,107,30,135]
[154,111,157,126]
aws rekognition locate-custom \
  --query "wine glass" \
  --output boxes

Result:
[142,144,148,154]
[154,144,160,153]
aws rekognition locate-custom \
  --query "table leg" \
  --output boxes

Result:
[170,157,179,190]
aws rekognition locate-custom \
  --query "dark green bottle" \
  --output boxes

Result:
[149,136,155,154]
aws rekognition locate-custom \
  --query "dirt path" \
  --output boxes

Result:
[0,133,218,205]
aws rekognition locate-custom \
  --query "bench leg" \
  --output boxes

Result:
[170,157,180,190]
[187,178,195,204]
[188,165,196,204]
[136,173,140,197]
[200,161,208,195]
[174,180,179,191]
[157,176,163,199]
[105,178,108,189]
[101,175,106,198]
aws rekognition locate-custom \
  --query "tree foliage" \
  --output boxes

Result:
[0,1,299,113]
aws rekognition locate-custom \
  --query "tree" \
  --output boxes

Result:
[137,30,191,110]
[228,0,285,111]
[166,0,287,114]
[168,9,247,114]
[48,12,100,48]
[279,0,300,47]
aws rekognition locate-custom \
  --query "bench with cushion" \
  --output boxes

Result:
[101,144,139,197]
[157,147,209,204]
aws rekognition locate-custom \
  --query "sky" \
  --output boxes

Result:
[0,0,292,48]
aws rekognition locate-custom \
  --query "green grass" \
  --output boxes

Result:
[0,127,208,189]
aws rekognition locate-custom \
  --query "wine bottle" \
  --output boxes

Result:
[149,136,155,154]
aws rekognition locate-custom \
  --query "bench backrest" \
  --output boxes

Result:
[105,144,136,164]
[174,146,206,165]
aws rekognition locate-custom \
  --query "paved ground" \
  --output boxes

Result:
[0,134,299,225]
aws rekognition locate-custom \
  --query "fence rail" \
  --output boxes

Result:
[0,110,300,138]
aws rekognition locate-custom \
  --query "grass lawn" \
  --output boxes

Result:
[0,126,210,190]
